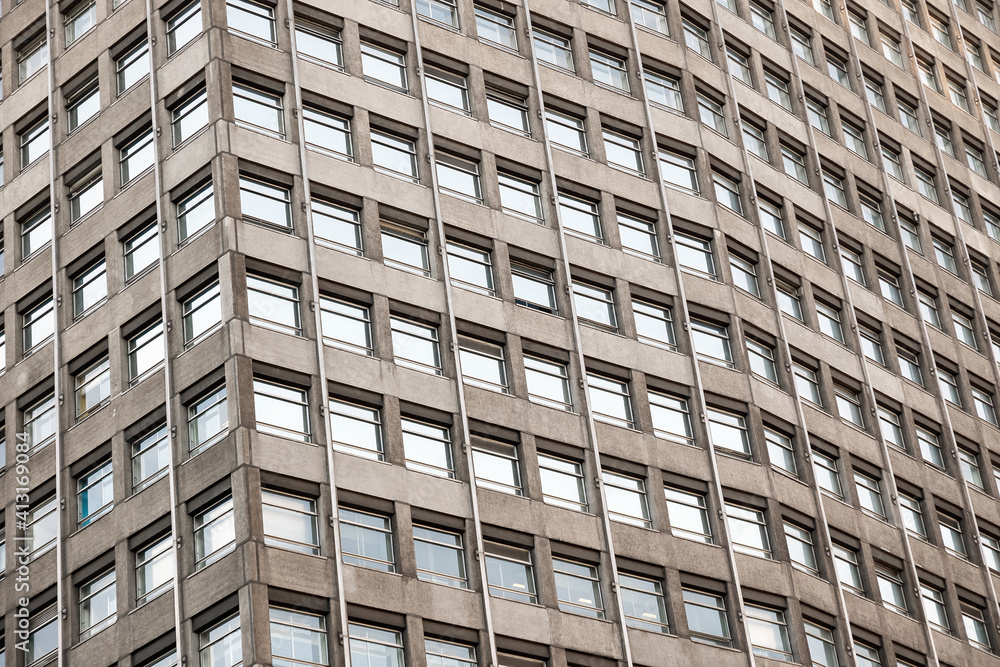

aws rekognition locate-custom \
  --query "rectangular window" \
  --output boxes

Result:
[78,459,113,527]
[371,131,418,182]
[553,558,604,618]
[731,255,761,298]
[124,223,158,281]
[67,79,100,133]
[799,223,826,262]
[511,262,557,313]
[534,30,575,71]
[538,453,588,511]
[619,572,668,632]
[312,200,362,255]
[247,275,301,336]
[784,522,817,573]
[329,399,383,460]
[485,542,538,603]
[436,154,481,203]
[168,2,203,54]
[963,604,992,651]
[172,89,209,147]
[813,451,842,496]
[270,608,329,667]
[472,438,521,495]
[525,355,572,410]
[303,107,352,160]
[683,19,712,60]
[804,622,838,667]
[476,7,517,49]
[659,150,699,192]
[631,0,669,33]
[587,373,634,427]
[79,569,117,640]
[746,338,777,382]
[633,299,675,349]
[177,182,215,242]
[645,70,683,111]
[24,394,56,454]
[426,68,470,113]
[665,486,712,542]
[782,145,809,183]
[833,544,863,592]
[591,50,629,92]
[75,358,111,419]
[486,89,529,134]
[793,363,822,405]
[675,232,715,277]
[459,337,508,393]
[227,0,275,43]
[713,172,742,214]
[199,616,242,667]
[546,110,588,155]
[340,507,394,571]
[574,281,616,329]
[136,534,174,605]
[182,282,222,345]
[649,392,693,444]
[18,120,50,171]
[939,514,968,557]
[876,566,907,613]
[764,73,792,109]
[899,492,927,537]
[746,604,792,661]
[765,428,795,474]
[498,173,543,220]
[759,199,784,237]
[72,259,107,317]
[807,98,831,134]
[743,123,768,160]
[295,20,342,67]
[604,130,644,174]
[691,319,733,367]
[348,624,403,667]
[602,471,650,527]
[116,41,150,94]
[23,295,55,355]
[120,130,155,185]
[320,297,372,356]
[417,0,458,26]
[18,38,48,84]
[193,496,236,569]
[253,379,310,442]
[854,472,885,517]
[726,503,771,558]
[917,426,945,468]
[972,462,991,503]
[262,489,319,554]
[414,524,467,588]
[921,584,950,631]
[402,418,453,478]
[391,316,441,375]
[618,212,659,259]
[188,385,228,453]
[382,223,429,276]
[132,423,169,491]
[683,588,731,646]
[790,27,814,63]
[698,94,727,136]
[26,497,57,558]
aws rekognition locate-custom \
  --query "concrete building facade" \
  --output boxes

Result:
[5,0,1000,664]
